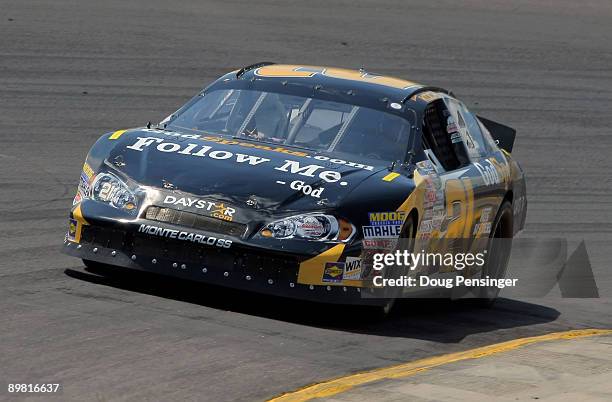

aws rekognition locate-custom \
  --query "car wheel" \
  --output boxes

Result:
[475,200,514,307]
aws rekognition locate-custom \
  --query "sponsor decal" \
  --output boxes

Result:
[343,257,362,280]
[255,65,419,91]
[414,160,448,238]
[80,170,90,184]
[322,262,344,283]
[79,171,90,193]
[362,238,398,250]
[126,136,350,186]
[67,218,78,241]
[473,222,492,236]
[246,196,258,208]
[432,206,446,230]
[420,232,432,241]
[75,162,94,205]
[416,160,436,175]
[162,195,235,222]
[480,207,492,223]
[210,204,234,222]
[138,224,232,248]
[481,222,492,235]
[368,211,406,226]
[425,187,437,203]
[299,216,326,237]
[473,206,494,236]
[202,135,309,157]
[82,163,94,180]
[420,219,434,233]
[363,225,402,239]
[72,191,82,205]
[360,239,398,280]
[413,91,441,103]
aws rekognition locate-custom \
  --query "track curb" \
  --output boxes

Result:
[268,329,612,402]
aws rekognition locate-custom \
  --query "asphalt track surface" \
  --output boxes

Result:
[1,1,611,401]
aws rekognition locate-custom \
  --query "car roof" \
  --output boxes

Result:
[227,63,448,105]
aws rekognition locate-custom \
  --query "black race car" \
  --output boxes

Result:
[63,63,527,307]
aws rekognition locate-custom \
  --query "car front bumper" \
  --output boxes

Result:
[61,219,385,306]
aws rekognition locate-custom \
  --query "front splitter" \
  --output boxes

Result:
[62,240,387,306]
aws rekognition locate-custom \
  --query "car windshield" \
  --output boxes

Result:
[167,89,413,164]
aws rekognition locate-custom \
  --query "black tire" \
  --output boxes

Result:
[474,200,514,307]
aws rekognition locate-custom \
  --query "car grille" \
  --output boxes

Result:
[145,206,247,237]
[79,225,300,281]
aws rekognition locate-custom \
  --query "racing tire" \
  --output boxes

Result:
[474,200,514,307]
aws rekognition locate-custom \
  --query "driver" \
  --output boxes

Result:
[241,94,287,141]
[336,109,406,161]
[375,114,407,161]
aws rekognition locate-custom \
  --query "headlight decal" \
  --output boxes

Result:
[261,214,354,242]
[91,172,138,213]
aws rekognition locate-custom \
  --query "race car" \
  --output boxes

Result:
[63,63,527,309]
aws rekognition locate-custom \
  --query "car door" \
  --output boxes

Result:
[444,98,508,242]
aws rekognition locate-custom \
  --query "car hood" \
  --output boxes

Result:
[97,128,386,213]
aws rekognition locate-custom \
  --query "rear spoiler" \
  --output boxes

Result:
[478,116,516,153]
